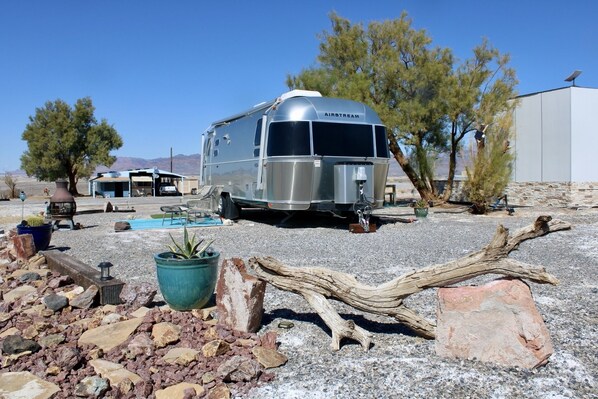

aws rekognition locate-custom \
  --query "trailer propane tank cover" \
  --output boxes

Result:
[354,166,367,182]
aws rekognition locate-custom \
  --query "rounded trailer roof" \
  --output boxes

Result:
[269,96,382,125]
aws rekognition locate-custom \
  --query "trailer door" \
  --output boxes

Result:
[255,115,267,192]
[202,130,215,185]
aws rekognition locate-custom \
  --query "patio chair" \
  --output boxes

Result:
[160,206,186,225]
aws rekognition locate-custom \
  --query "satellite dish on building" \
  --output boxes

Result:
[564,70,582,86]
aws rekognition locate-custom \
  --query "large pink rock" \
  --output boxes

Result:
[216,258,266,333]
[12,234,36,260]
[435,278,553,369]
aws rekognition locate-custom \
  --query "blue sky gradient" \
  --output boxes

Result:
[1,0,596,172]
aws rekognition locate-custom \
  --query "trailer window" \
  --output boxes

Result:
[375,125,390,158]
[267,121,310,156]
[254,119,262,146]
[312,122,374,157]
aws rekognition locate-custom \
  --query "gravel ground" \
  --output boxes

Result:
[1,197,597,399]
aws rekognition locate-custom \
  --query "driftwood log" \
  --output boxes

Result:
[248,216,571,351]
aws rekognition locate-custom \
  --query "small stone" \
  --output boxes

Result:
[117,377,134,395]
[79,317,144,351]
[60,286,84,300]
[252,346,288,368]
[0,371,60,398]
[21,325,38,339]
[192,306,217,321]
[126,333,154,358]
[114,221,130,231]
[130,306,151,318]
[0,327,19,338]
[27,254,46,269]
[202,372,215,384]
[119,283,156,310]
[155,382,205,399]
[163,347,199,366]
[2,334,41,355]
[202,339,230,357]
[207,382,231,399]
[259,331,278,349]
[217,355,262,382]
[152,322,181,348]
[3,285,37,303]
[39,333,66,348]
[70,285,99,309]
[101,313,125,325]
[56,346,82,371]
[42,294,69,312]
[47,275,73,289]
[46,365,61,376]
[74,375,110,398]
[89,359,143,386]
[18,271,41,282]
[88,348,104,359]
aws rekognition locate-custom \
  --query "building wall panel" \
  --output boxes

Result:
[540,89,571,181]
[514,95,542,181]
[571,88,598,181]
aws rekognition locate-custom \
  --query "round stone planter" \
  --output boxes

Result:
[16,223,53,251]
[154,251,220,311]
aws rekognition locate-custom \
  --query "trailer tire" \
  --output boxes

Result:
[218,193,240,220]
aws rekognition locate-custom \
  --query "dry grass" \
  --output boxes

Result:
[0,175,89,199]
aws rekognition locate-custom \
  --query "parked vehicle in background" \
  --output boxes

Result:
[159,185,180,196]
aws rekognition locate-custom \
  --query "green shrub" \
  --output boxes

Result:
[463,112,514,214]
[25,215,46,227]
[167,227,214,260]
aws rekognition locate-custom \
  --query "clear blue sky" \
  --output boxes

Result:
[1,0,596,172]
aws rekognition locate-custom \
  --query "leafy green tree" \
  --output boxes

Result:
[463,110,515,214]
[442,39,518,201]
[287,12,517,203]
[288,12,452,201]
[21,97,122,195]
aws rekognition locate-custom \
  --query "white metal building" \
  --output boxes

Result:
[508,86,598,206]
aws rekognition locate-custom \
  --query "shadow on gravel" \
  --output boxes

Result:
[237,209,415,230]
[264,308,420,348]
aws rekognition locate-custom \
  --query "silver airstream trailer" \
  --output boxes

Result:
[200,90,390,224]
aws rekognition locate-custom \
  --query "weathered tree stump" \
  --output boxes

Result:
[248,216,570,351]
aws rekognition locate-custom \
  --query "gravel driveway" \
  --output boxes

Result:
[1,197,596,399]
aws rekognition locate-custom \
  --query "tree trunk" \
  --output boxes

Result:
[442,141,458,202]
[388,135,434,201]
[248,216,570,351]
[67,172,79,196]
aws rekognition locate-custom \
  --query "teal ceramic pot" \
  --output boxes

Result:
[16,223,53,251]
[154,251,220,311]
[414,207,429,218]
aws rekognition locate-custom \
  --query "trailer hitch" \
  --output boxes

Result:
[353,182,372,232]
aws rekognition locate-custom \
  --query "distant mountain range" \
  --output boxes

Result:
[8,152,468,179]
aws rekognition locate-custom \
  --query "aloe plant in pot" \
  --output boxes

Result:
[154,227,220,310]
[16,215,53,251]
[413,199,429,218]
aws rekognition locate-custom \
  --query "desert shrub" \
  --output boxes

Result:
[463,112,514,214]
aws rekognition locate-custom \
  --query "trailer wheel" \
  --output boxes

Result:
[218,193,240,220]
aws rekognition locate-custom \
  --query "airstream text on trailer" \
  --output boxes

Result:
[200,90,391,226]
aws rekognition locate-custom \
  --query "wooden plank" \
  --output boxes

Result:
[42,250,125,305]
